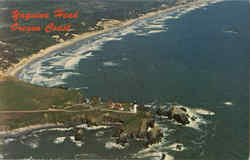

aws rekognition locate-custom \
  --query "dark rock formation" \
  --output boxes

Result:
[113,127,124,138]
[113,118,163,147]
[167,106,190,125]
[116,132,129,145]
[160,153,166,160]
[173,113,189,125]
[103,113,124,124]
[147,118,155,128]
[156,105,191,125]
[75,128,84,141]
[146,125,163,146]
[176,144,183,151]
[137,118,148,138]
[68,109,163,147]
[89,96,102,105]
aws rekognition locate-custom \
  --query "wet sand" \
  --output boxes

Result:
[5,0,205,78]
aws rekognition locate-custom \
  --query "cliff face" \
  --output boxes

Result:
[70,110,163,147]
[0,77,85,111]
[156,105,198,125]
[112,117,163,147]
[0,83,163,147]
[0,0,183,73]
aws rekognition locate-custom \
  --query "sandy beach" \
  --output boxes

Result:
[5,0,205,78]
[0,0,211,136]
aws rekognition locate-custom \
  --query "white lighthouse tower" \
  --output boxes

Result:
[133,103,138,113]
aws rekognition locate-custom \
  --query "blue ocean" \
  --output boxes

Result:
[1,0,249,159]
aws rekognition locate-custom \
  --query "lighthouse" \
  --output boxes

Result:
[133,103,138,113]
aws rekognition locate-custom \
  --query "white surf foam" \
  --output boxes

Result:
[148,30,166,34]
[133,122,176,159]
[27,141,39,149]
[69,136,84,147]
[32,127,72,134]
[0,24,9,29]
[135,150,174,160]
[224,101,233,106]
[166,143,186,151]
[223,30,238,34]
[17,0,225,89]
[53,137,66,144]
[119,25,137,36]
[105,141,126,150]
[47,127,73,131]
[135,32,148,36]
[121,57,128,61]
[76,124,110,130]
[0,41,7,45]
[75,86,89,90]
[96,131,105,137]
[0,7,8,11]
[61,72,80,79]
[161,105,207,130]
[3,138,15,144]
[145,24,165,29]
[64,52,94,70]
[0,140,3,145]
[182,106,207,130]
[32,128,48,134]
[193,108,215,116]
[103,61,119,67]
[21,139,39,149]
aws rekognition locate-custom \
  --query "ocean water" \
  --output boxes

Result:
[2,0,249,159]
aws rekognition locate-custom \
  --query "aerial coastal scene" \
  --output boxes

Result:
[0,0,248,159]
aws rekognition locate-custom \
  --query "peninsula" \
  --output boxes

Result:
[0,0,209,148]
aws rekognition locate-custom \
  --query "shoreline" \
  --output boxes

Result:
[5,0,206,78]
[0,0,220,137]
[0,123,63,138]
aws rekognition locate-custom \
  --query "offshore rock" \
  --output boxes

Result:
[137,118,155,138]
[137,118,148,138]
[114,118,163,146]
[116,132,129,145]
[167,106,190,125]
[146,124,163,146]
[75,128,84,141]
[157,105,190,125]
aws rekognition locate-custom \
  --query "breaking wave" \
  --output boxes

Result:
[21,139,39,149]
[95,131,105,137]
[32,127,73,134]
[53,137,66,144]
[103,61,119,67]
[105,141,127,150]
[69,136,84,147]
[76,124,110,130]
[3,138,15,144]
[224,101,233,106]
[133,102,215,160]
[17,0,225,88]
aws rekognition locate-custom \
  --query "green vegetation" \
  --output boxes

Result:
[0,112,77,130]
[0,0,181,71]
[0,77,159,141]
[122,111,152,133]
[0,77,85,110]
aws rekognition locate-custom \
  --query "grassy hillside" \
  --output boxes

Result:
[0,77,85,110]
